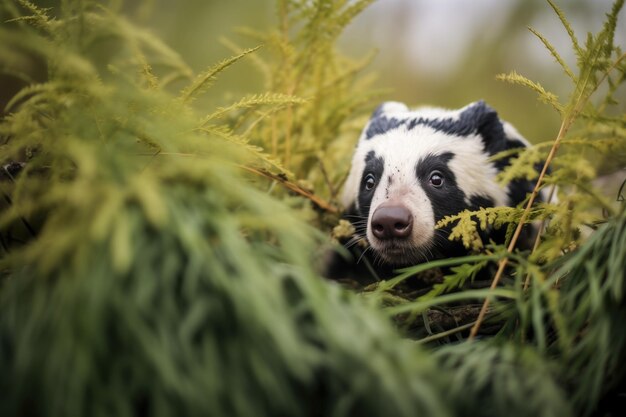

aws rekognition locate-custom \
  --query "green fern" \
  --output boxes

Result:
[0,3,452,417]
[2,1,626,417]
[218,0,381,212]
[178,45,262,104]
[496,71,563,113]
[200,92,307,124]
[422,259,491,300]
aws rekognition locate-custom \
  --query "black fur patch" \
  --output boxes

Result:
[469,101,508,156]
[415,152,468,224]
[470,195,495,209]
[365,116,407,140]
[356,151,385,235]
[413,152,469,258]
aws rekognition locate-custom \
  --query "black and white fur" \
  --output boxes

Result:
[330,100,541,279]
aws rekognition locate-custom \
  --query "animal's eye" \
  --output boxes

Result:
[429,171,444,188]
[364,173,376,191]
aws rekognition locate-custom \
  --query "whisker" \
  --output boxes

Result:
[356,246,372,265]
[344,236,365,250]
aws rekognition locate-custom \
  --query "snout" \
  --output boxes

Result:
[371,204,413,240]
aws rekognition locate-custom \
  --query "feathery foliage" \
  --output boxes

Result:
[0,2,451,417]
[1,1,625,417]
[221,0,380,211]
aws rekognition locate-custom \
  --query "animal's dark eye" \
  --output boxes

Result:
[429,171,444,188]
[364,173,376,191]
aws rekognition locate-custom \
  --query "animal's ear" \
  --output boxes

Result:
[459,100,507,155]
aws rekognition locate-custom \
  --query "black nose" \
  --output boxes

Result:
[371,205,413,240]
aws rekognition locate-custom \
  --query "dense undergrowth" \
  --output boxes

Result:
[0,1,625,416]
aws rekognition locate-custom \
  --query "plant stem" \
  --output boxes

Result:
[470,116,571,339]
[240,165,338,213]
[470,48,626,340]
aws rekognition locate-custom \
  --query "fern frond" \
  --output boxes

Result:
[329,0,375,40]
[528,27,576,82]
[497,71,563,113]
[138,54,159,90]
[547,0,582,58]
[94,7,193,79]
[601,0,624,56]
[178,45,262,104]
[10,0,55,33]
[200,93,307,124]
[4,82,61,112]
[221,38,272,87]
[437,205,556,252]
[198,124,294,178]
[496,142,552,186]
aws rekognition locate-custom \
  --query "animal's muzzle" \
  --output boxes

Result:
[371,204,413,240]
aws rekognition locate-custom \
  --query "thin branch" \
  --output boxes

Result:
[470,52,626,340]
[240,165,339,213]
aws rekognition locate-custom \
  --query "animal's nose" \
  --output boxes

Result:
[371,205,413,240]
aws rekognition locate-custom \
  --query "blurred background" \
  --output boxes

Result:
[3,0,625,145]
[140,0,625,144]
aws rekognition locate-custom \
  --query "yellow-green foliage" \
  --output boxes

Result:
[220,0,379,209]
[1,1,626,417]
[435,0,626,262]
[0,2,455,417]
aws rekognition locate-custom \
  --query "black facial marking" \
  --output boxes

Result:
[459,101,507,156]
[357,151,385,234]
[495,136,546,208]
[365,116,407,139]
[415,153,501,221]
[416,152,468,224]
[470,195,495,209]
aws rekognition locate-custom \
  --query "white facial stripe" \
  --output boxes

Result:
[365,174,435,255]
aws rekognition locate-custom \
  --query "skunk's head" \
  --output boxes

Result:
[341,100,524,266]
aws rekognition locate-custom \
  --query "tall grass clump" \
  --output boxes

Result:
[0,1,449,416]
[0,1,625,417]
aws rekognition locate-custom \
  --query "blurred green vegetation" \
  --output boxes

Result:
[1,1,625,416]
